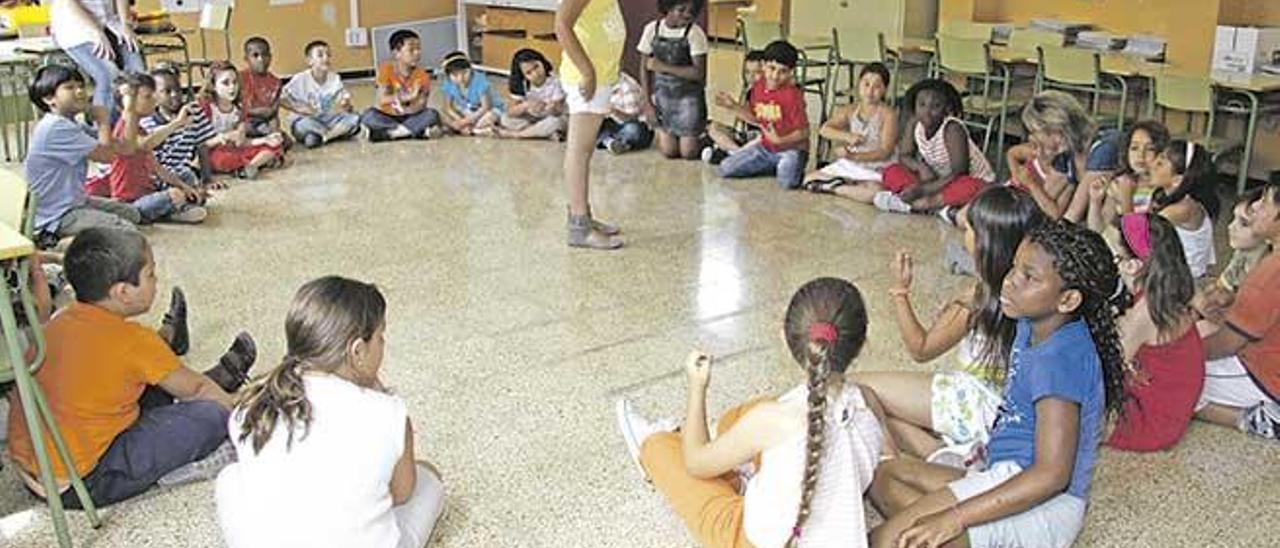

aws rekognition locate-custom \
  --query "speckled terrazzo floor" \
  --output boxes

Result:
[2,89,1279,548]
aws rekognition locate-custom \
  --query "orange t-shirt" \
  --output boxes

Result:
[374,61,431,115]
[7,303,180,481]
[1225,252,1280,399]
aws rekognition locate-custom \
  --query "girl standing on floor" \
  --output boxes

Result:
[801,63,898,197]
[1149,140,1220,279]
[1083,120,1171,232]
[1104,213,1204,452]
[616,277,897,547]
[557,0,628,249]
[199,61,286,180]
[637,0,708,160]
[857,186,1044,463]
[216,276,446,548]
[864,79,995,215]
[870,219,1126,548]
[499,49,568,140]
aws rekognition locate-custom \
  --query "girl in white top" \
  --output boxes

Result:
[499,48,568,140]
[802,63,899,197]
[856,187,1044,463]
[617,277,898,548]
[1149,140,1219,279]
[216,277,445,548]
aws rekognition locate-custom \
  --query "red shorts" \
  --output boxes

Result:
[881,163,986,207]
[208,143,284,173]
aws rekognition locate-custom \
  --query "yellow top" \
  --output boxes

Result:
[0,224,32,261]
[559,0,626,88]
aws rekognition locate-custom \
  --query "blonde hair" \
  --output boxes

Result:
[1021,90,1096,154]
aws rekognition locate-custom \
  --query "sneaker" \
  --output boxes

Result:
[615,400,677,482]
[302,133,323,149]
[204,332,257,393]
[366,127,389,143]
[567,209,621,237]
[1240,401,1280,440]
[157,440,237,487]
[937,205,959,227]
[168,205,207,224]
[701,146,729,165]
[873,191,913,214]
[607,138,631,155]
[162,287,189,356]
[388,125,412,140]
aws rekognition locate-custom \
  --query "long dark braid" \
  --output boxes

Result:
[782,278,869,545]
[1028,220,1127,417]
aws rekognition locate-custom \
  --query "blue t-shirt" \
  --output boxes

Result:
[441,74,505,115]
[1051,129,1121,185]
[25,113,99,234]
[986,318,1104,499]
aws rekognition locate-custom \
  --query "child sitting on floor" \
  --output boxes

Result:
[216,276,446,547]
[702,49,764,164]
[1194,189,1272,324]
[440,51,504,137]
[86,73,208,224]
[200,61,287,180]
[361,30,443,142]
[144,66,217,189]
[6,228,256,508]
[638,0,708,160]
[617,277,896,547]
[1149,140,1219,279]
[1104,213,1203,452]
[240,36,284,139]
[1006,90,1119,220]
[867,78,995,215]
[595,72,654,154]
[801,62,898,197]
[499,48,567,141]
[1082,120,1170,232]
[714,40,810,189]
[25,65,141,243]
[281,40,360,149]
[1197,182,1280,442]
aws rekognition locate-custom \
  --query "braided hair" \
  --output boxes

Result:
[781,278,869,545]
[235,276,386,453]
[1027,220,1127,417]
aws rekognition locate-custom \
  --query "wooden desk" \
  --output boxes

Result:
[0,224,33,261]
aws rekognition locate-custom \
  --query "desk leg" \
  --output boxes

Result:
[1237,90,1260,194]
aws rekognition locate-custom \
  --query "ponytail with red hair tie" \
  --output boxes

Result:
[809,322,838,344]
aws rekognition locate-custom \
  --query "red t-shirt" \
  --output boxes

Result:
[1225,252,1280,399]
[239,70,282,115]
[747,79,808,152]
[105,118,161,202]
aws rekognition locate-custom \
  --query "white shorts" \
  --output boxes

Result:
[816,158,887,182]
[931,371,1002,446]
[1198,356,1277,410]
[949,461,1086,548]
[565,81,615,115]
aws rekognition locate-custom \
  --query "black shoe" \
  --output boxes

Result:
[162,287,189,356]
[367,128,390,143]
[302,133,323,149]
[204,332,257,393]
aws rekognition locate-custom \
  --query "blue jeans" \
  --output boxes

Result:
[596,118,653,151]
[292,112,361,146]
[63,42,145,122]
[60,400,229,509]
[717,142,809,189]
[131,190,176,223]
[360,107,441,139]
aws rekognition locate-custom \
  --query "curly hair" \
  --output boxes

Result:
[901,78,963,120]
[1028,220,1127,418]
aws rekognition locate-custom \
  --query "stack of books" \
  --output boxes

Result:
[1029,18,1094,44]
[1121,35,1167,62]
[1076,31,1126,51]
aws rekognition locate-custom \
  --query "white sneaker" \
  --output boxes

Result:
[1240,400,1280,441]
[873,191,913,214]
[615,399,676,482]
[388,125,412,140]
[168,205,207,224]
[158,440,237,486]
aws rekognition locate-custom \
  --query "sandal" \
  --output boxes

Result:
[804,177,847,194]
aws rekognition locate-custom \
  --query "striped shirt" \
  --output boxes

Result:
[915,116,995,183]
[140,110,216,181]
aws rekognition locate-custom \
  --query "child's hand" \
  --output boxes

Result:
[714,91,738,109]
[180,185,204,204]
[645,57,664,73]
[846,132,866,148]
[897,509,965,548]
[577,68,598,101]
[891,251,913,296]
[641,101,657,123]
[1088,176,1108,204]
[118,82,137,109]
[685,350,712,390]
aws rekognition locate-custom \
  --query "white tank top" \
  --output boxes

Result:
[845,105,893,169]
[915,116,995,183]
[1175,208,1217,279]
[743,384,883,548]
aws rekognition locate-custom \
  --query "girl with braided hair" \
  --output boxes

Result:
[215,276,446,548]
[870,219,1126,548]
[616,277,897,547]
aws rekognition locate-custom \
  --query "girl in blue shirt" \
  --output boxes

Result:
[869,219,1127,548]
[440,51,504,136]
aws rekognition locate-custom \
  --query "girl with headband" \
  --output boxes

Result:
[1149,139,1220,278]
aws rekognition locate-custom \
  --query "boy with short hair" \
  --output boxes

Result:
[1198,182,1280,441]
[360,30,443,142]
[6,228,258,508]
[240,36,284,138]
[24,65,140,242]
[143,66,218,188]
[713,40,810,189]
[281,40,360,148]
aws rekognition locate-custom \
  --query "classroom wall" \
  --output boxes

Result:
[137,0,456,75]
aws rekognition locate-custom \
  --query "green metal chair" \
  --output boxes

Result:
[1005,28,1062,59]
[0,59,38,162]
[932,35,1020,171]
[938,20,996,41]
[0,170,102,548]
[1149,73,1240,169]
[736,15,832,130]
[1036,45,1128,131]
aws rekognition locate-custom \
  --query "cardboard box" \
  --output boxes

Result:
[1214,25,1280,74]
